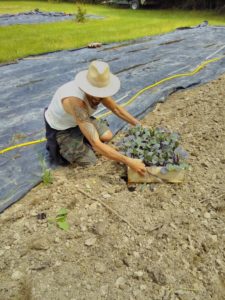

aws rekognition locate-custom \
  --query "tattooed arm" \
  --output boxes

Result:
[101,97,141,126]
[62,97,146,176]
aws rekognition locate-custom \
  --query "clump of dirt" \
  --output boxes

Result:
[0,75,225,300]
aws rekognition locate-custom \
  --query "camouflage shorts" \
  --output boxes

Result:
[56,118,109,166]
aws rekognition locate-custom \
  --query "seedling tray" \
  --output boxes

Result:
[127,165,185,184]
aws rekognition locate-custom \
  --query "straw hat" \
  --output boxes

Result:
[75,61,120,97]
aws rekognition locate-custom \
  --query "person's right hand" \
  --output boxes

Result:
[127,158,147,176]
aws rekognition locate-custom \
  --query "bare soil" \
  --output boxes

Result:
[0,74,225,300]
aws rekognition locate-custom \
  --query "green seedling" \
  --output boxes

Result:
[118,125,189,173]
[40,157,53,185]
[42,168,53,185]
[48,208,69,231]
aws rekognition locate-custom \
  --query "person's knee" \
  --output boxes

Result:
[74,149,97,166]
[100,130,113,142]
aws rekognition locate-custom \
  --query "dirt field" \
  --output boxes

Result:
[0,74,225,300]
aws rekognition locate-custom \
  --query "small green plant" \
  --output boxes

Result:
[118,125,189,174]
[75,5,86,23]
[48,208,69,231]
[42,168,53,185]
[40,158,53,185]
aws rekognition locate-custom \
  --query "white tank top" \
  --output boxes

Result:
[45,80,96,130]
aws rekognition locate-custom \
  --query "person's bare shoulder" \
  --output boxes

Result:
[62,96,87,115]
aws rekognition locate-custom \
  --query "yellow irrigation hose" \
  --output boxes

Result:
[0,56,224,155]
[0,138,47,154]
[97,56,222,119]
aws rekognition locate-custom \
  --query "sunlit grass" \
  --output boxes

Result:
[0,1,225,63]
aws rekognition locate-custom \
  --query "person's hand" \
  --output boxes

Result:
[132,121,149,129]
[127,158,147,176]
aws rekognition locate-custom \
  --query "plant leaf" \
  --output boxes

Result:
[55,216,66,222]
[57,220,69,231]
[57,208,68,216]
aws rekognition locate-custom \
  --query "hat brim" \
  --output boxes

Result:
[75,70,120,98]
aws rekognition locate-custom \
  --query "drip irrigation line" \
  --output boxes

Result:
[0,54,224,155]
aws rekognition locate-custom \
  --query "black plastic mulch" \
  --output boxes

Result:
[0,24,225,212]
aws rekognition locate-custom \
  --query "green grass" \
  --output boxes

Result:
[1,1,225,63]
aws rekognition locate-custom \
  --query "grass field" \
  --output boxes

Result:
[1,1,225,63]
